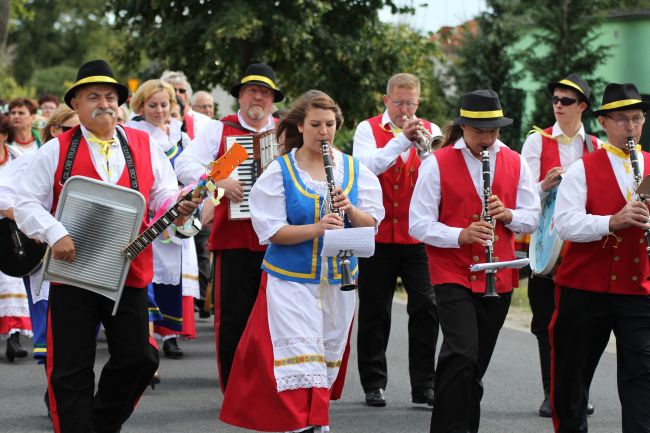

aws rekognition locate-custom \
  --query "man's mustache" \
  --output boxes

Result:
[92,108,116,119]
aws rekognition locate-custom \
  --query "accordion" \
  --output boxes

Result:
[42,176,146,315]
[226,129,279,219]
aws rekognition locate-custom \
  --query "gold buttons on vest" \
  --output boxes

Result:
[494,235,499,242]
[611,275,617,281]
[393,184,399,190]
[472,214,479,221]
[393,202,399,207]
[410,167,415,173]
[470,275,477,282]
[393,218,398,224]
[634,257,641,263]
[473,256,479,262]
[632,276,639,281]
[617,236,623,243]
[394,167,400,173]
[640,238,645,244]
[614,256,620,261]
[494,256,499,262]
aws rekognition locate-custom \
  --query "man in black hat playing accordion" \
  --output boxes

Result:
[521,73,601,417]
[175,62,283,391]
[409,90,540,433]
[551,83,650,433]
[13,60,200,433]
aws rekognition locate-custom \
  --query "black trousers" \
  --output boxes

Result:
[528,274,556,396]
[430,284,511,433]
[47,284,158,433]
[215,248,264,390]
[357,242,439,394]
[551,287,650,433]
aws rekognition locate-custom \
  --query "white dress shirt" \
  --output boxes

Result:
[554,144,643,243]
[14,125,181,246]
[352,111,442,176]
[521,122,602,200]
[249,148,385,245]
[174,111,275,185]
[187,107,212,137]
[409,138,540,248]
[0,155,34,211]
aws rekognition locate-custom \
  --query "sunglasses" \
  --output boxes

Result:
[175,88,187,94]
[57,125,73,132]
[552,96,578,106]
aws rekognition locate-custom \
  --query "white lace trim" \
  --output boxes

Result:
[277,373,329,392]
[273,336,322,349]
[289,148,345,195]
[0,305,30,317]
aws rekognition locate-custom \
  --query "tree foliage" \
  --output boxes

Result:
[446,0,527,149]
[521,0,615,130]
[6,0,130,96]
[106,0,450,134]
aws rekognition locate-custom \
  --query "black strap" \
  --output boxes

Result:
[61,127,139,191]
[222,120,256,134]
[584,134,595,154]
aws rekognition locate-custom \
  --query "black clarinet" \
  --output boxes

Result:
[321,140,357,291]
[481,147,499,298]
[626,136,650,256]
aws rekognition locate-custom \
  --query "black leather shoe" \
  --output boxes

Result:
[538,395,552,417]
[162,338,183,359]
[365,388,386,407]
[586,401,595,415]
[412,388,434,406]
[44,389,50,419]
[6,332,28,362]
[150,370,161,390]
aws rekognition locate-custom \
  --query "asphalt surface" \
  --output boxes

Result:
[1,299,621,433]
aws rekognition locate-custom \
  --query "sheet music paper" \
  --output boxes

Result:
[321,227,375,258]
[469,258,530,272]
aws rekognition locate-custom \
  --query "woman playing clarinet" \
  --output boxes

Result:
[409,89,540,433]
[219,90,384,433]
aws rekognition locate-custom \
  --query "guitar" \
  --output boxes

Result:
[0,217,47,277]
[122,142,248,260]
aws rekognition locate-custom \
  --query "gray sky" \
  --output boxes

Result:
[379,0,487,33]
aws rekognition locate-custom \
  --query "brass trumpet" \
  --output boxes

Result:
[401,115,443,158]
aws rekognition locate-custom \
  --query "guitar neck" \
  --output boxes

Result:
[122,190,194,260]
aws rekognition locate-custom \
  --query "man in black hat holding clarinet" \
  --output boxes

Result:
[551,83,650,433]
[409,89,540,433]
[175,62,283,391]
[14,59,200,433]
[521,73,601,417]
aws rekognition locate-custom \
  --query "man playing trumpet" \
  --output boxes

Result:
[352,73,441,407]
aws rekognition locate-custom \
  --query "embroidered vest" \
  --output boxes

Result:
[262,153,359,284]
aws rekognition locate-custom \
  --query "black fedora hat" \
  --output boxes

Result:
[230,63,284,103]
[64,60,129,109]
[547,73,591,108]
[455,89,513,128]
[592,82,650,117]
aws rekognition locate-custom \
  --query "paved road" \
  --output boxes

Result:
[1,300,621,433]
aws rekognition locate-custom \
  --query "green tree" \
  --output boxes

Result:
[446,0,527,149]
[521,0,614,130]
[6,0,131,96]
[106,0,448,133]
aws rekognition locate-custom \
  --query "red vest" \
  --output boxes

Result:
[184,112,195,139]
[368,114,432,244]
[539,126,598,180]
[426,145,520,293]
[53,126,155,288]
[555,148,650,294]
[208,114,268,252]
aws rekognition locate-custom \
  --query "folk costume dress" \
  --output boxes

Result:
[125,118,200,340]
[220,148,384,432]
[0,147,35,358]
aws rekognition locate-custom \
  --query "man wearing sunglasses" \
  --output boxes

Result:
[160,70,211,140]
[352,73,440,408]
[551,82,649,433]
[521,73,600,418]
